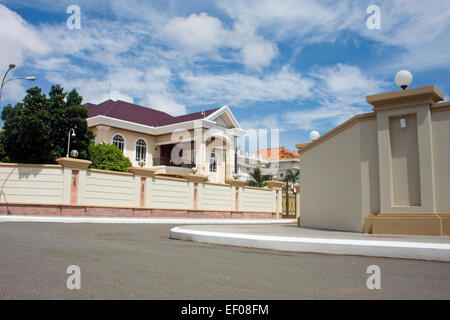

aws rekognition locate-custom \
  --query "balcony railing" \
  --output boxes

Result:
[152,157,195,168]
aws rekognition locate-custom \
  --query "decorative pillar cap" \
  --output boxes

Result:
[127,167,157,177]
[224,179,246,187]
[183,173,208,182]
[294,183,300,193]
[56,157,91,170]
[366,85,444,112]
[266,180,285,190]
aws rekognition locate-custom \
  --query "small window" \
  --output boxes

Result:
[209,152,217,173]
[112,135,124,152]
[135,139,147,163]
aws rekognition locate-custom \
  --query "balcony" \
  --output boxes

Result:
[152,157,195,169]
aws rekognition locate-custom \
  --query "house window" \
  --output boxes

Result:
[209,152,217,173]
[135,139,147,163]
[112,135,124,152]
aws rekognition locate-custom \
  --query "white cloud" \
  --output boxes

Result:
[162,13,226,53]
[144,93,186,116]
[241,41,278,71]
[0,4,49,68]
[282,63,387,131]
[180,66,313,105]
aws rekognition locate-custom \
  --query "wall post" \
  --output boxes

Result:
[294,183,300,224]
[183,173,208,210]
[266,180,285,219]
[128,167,157,207]
[56,158,92,205]
[225,179,246,211]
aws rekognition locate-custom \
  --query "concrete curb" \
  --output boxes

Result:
[170,226,450,262]
[0,215,295,225]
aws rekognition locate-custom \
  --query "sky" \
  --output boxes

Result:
[0,0,449,151]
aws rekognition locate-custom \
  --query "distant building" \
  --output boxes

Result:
[84,100,245,183]
[237,146,300,181]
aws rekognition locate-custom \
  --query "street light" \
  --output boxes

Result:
[0,64,36,105]
[66,128,76,158]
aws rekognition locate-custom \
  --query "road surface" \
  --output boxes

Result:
[0,222,449,299]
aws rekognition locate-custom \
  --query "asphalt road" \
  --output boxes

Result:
[0,222,449,299]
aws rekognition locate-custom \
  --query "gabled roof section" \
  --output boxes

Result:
[84,100,220,127]
[206,105,241,129]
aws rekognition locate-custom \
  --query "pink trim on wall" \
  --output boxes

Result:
[235,187,239,211]
[140,177,146,207]
[0,203,277,219]
[194,182,198,210]
[70,170,79,204]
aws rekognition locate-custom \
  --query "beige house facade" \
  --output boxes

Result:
[297,85,450,236]
[85,100,245,183]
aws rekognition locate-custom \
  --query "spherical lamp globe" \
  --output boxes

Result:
[309,130,320,141]
[395,70,413,90]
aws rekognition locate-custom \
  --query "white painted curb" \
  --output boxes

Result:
[0,215,295,225]
[170,227,450,262]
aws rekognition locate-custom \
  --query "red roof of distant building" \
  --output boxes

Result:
[254,147,300,160]
[84,100,219,127]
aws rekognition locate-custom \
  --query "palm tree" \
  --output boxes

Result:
[282,169,299,186]
[282,169,300,216]
[246,167,273,187]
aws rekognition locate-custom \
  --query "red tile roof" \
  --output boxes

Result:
[254,147,300,160]
[84,100,219,127]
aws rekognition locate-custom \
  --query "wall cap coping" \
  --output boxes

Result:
[297,112,375,155]
[55,157,92,170]
[431,101,450,111]
[182,173,208,182]
[366,85,444,111]
[224,179,246,187]
[127,167,157,177]
[0,162,62,168]
[266,180,285,190]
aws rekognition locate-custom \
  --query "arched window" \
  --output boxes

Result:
[135,139,147,163]
[112,134,124,152]
[209,152,217,173]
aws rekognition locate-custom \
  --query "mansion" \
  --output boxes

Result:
[84,100,245,183]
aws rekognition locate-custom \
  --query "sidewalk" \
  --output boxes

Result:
[170,224,450,262]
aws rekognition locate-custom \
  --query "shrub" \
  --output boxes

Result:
[88,142,132,172]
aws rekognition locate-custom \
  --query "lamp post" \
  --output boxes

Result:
[0,64,36,105]
[66,128,76,158]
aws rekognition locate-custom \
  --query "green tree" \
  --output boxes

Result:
[0,85,94,164]
[282,169,300,186]
[246,167,273,187]
[282,169,300,216]
[89,142,132,172]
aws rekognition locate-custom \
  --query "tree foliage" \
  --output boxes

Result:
[88,142,132,172]
[282,169,300,194]
[0,85,94,164]
[246,167,273,187]
[282,169,300,185]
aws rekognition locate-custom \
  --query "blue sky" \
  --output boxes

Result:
[0,0,449,151]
